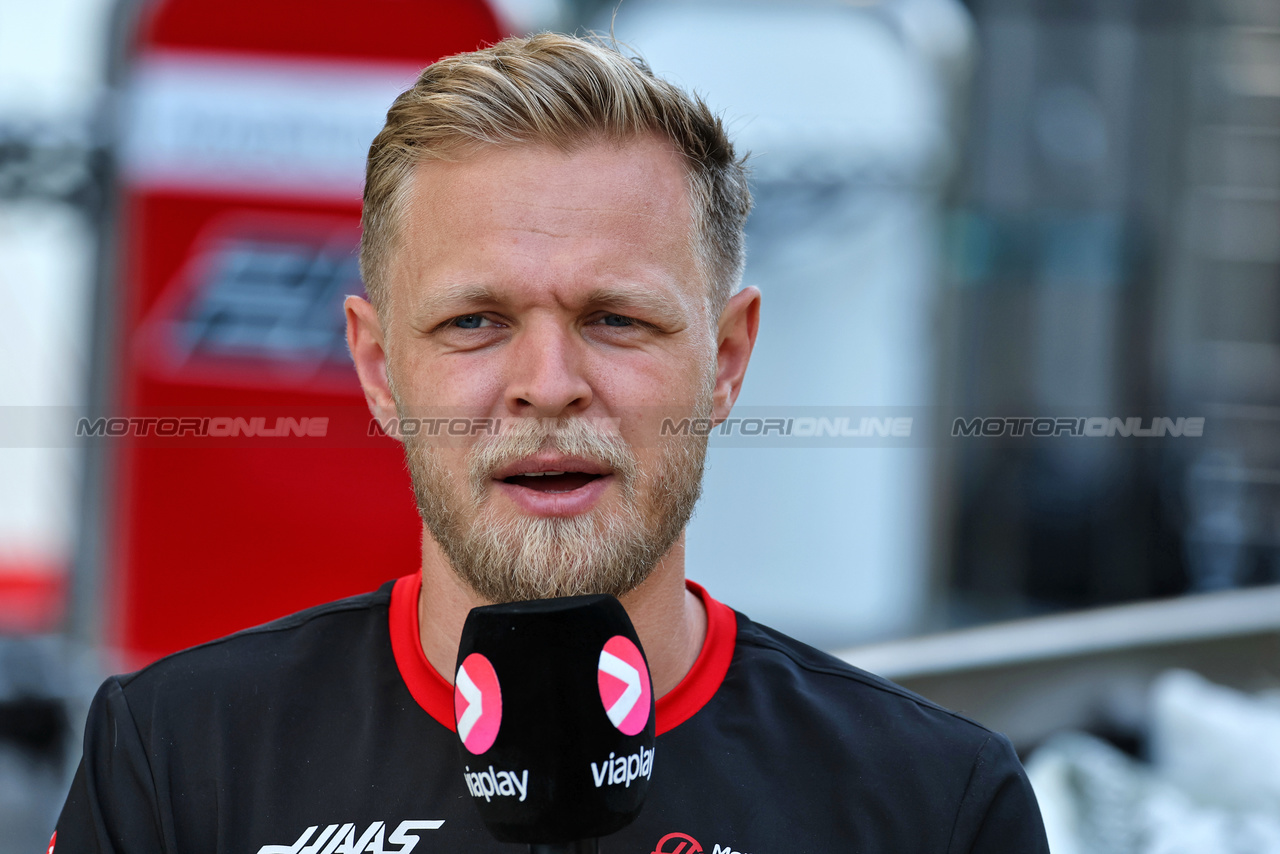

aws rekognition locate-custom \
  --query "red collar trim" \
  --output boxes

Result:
[388,573,737,735]
[389,573,456,729]
[655,580,736,734]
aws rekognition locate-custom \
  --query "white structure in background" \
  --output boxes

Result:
[0,0,113,844]
[485,0,569,34]
[606,0,973,647]
[0,210,92,572]
[0,0,111,628]
[1028,671,1280,854]
[0,0,110,118]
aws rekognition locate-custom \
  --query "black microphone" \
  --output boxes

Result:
[453,594,656,853]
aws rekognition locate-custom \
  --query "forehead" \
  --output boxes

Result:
[386,137,703,316]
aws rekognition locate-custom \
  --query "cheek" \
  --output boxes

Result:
[591,344,713,409]
[407,438,477,493]
[609,379,712,455]
[390,353,506,416]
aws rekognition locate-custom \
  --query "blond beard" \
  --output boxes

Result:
[400,399,711,604]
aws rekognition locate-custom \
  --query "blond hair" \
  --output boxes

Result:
[360,33,751,317]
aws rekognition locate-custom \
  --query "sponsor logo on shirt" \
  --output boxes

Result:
[650,832,751,854]
[652,832,702,854]
[46,832,56,854]
[254,820,443,854]
[463,764,529,802]
[590,746,654,788]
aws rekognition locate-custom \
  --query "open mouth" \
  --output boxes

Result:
[492,457,615,514]
[501,471,604,494]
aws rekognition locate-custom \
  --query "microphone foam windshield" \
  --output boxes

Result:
[453,594,656,844]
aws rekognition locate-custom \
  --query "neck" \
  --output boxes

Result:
[416,529,706,698]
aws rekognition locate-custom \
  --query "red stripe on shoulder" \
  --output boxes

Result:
[389,572,456,731]
[656,580,737,735]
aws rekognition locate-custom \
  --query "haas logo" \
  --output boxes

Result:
[652,832,702,854]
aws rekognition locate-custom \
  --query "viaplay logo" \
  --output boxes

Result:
[455,653,502,754]
[597,635,651,735]
[652,832,702,853]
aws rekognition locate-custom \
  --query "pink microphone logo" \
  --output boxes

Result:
[455,653,502,754]
[597,635,651,735]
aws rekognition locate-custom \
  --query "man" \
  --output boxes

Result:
[54,34,1048,853]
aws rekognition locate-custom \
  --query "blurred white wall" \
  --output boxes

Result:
[605,0,972,647]
[0,0,112,116]
[0,0,108,626]
[0,207,92,565]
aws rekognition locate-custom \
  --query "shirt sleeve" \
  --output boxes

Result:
[947,733,1050,854]
[53,677,167,854]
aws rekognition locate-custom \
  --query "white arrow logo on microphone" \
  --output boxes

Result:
[456,663,483,742]
[598,650,642,728]
[454,653,502,754]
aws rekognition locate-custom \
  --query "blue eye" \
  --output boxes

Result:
[601,314,633,327]
[453,314,487,329]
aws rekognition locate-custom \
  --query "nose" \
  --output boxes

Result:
[504,319,593,417]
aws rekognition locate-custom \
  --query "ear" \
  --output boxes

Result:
[345,295,400,437]
[711,286,761,422]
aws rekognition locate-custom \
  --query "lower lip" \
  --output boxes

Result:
[493,474,614,517]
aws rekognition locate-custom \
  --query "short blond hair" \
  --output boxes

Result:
[360,33,751,317]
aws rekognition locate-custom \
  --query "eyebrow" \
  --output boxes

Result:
[409,282,695,324]
[408,282,500,324]
[579,286,692,321]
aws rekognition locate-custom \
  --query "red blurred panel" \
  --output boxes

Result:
[110,0,502,664]
[119,445,420,660]
[0,564,66,634]
[139,0,502,64]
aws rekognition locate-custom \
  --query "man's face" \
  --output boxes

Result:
[371,137,720,602]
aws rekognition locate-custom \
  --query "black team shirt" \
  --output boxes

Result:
[54,575,1049,853]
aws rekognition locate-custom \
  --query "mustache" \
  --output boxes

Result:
[467,417,639,492]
